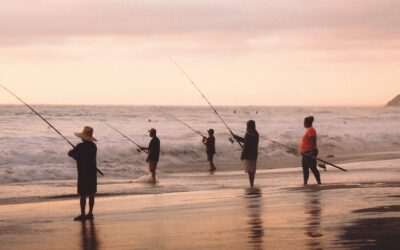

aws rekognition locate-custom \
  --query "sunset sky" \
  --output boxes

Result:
[1,0,399,106]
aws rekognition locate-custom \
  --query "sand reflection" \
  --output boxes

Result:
[80,221,100,250]
[244,188,264,249]
[304,188,323,249]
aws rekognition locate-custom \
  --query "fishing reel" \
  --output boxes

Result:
[229,137,235,143]
[318,163,327,171]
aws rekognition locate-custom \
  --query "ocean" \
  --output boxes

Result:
[1,105,400,183]
[1,105,400,203]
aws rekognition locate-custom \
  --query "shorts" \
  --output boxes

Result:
[207,153,214,161]
[243,159,257,174]
[148,161,158,173]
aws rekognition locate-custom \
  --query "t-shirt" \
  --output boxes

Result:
[300,127,317,153]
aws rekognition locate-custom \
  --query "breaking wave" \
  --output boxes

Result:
[1,105,399,183]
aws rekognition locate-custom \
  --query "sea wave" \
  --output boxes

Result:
[1,105,399,183]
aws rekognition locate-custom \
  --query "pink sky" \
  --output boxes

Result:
[1,0,399,106]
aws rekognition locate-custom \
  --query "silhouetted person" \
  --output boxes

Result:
[202,129,216,171]
[68,126,98,221]
[234,120,259,188]
[140,128,160,182]
[301,116,321,185]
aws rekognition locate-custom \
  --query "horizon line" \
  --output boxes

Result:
[0,103,390,108]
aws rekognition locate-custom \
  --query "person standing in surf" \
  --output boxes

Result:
[140,128,160,182]
[202,129,216,171]
[233,120,259,188]
[68,126,98,221]
[300,116,321,185]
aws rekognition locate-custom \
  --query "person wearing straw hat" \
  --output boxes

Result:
[68,126,98,221]
[202,129,216,171]
[140,128,160,182]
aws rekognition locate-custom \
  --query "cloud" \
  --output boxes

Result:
[1,0,400,42]
[1,0,400,64]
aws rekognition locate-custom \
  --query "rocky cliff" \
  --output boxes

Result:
[386,95,400,106]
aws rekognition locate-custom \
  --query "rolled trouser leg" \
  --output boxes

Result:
[302,155,310,184]
[309,157,321,184]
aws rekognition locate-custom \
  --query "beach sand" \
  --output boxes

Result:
[1,159,400,249]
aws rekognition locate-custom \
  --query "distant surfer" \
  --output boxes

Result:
[233,120,259,188]
[140,128,160,182]
[300,116,321,185]
[202,129,216,171]
[68,126,98,221]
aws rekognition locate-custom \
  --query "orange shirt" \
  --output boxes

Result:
[300,127,317,153]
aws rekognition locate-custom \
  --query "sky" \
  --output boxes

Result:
[0,0,399,106]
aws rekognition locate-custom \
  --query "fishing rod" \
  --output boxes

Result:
[171,58,243,148]
[170,60,343,171]
[159,110,205,138]
[102,121,148,154]
[262,135,347,172]
[1,85,104,176]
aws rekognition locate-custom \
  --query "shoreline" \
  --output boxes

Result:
[1,156,400,206]
[1,159,400,249]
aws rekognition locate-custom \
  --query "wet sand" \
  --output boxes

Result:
[1,159,400,249]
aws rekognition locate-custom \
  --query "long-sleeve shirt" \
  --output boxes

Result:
[236,130,259,160]
[147,136,160,162]
[68,141,97,193]
[204,135,216,155]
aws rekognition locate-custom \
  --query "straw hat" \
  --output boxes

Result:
[74,126,97,141]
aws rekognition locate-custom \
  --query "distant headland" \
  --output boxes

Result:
[386,95,400,106]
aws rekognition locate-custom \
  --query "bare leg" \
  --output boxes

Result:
[210,159,216,171]
[149,162,157,183]
[80,194,86,216]
[74,194,87,220]
[88,193,95,215]
[248,172,255,188]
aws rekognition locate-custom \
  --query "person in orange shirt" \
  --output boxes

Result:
[300,116,321,185]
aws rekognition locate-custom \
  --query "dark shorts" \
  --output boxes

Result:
[149,161,158,173]
[207,153,214,161]
[301,149,318,170]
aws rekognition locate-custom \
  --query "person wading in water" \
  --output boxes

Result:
[68,126,98,221]
[233,120,259,188]
[300,116,321,185]
[202,129,216,171]
[140,128,160,182]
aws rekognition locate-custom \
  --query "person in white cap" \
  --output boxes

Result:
[68,126,98,221]
[140,128,160,182]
